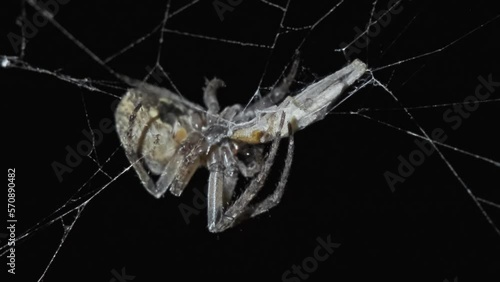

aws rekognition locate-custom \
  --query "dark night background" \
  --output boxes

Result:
[2,0,499,281]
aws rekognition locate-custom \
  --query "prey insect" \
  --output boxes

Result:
[115,59,367,232]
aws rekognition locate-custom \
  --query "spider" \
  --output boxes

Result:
[115,59,367,232]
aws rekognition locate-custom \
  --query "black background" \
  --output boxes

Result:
[2,0,499,281]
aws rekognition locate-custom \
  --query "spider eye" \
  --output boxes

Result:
[237,146,251,159]
[237,146,262,166]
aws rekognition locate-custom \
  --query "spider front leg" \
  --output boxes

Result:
[206,148,224,229]
[205,142,242,231]
[208,112,287,233]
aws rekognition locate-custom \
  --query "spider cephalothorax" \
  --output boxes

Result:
[115,59,367,232]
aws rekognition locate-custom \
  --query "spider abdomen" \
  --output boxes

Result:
[115,88,196,175]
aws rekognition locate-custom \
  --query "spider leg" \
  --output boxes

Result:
[203,78,225,123]
[122,134,203,198]
[162,78,226,196]
[250,123,294,217]
[162,132,206,196]
[245,58,299,113]
[221,143,239,204]
[206,143,241,231]
[206,147,225,231]
[209,112,286,233]
[122,148,158,196]
[116,88,207,199]
[220,104,243,121]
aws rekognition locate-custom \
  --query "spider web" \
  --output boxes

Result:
[2,0,499,281]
